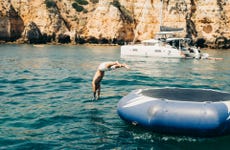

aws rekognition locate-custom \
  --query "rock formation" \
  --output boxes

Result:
[0,1,24,42]
[0,0,229,48]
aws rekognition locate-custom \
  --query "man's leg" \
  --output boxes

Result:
[97,84,101,100]
[92,82,97,100]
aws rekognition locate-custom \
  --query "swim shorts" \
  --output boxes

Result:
[98,62,116,71]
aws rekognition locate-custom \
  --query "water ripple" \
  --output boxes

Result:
[1,45,230,149]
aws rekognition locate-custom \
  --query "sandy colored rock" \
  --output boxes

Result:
[0,0,229,48]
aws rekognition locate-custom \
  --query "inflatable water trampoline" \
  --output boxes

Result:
[117,88,230,137]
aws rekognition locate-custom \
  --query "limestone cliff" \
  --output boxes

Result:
[0,0,229,48]
[0,0,24,42]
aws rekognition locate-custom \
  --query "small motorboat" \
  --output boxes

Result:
[117,88,230,137]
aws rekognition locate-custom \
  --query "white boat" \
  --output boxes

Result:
[121,36,195,58]
[120,0,206,59]
[120,24,206,58]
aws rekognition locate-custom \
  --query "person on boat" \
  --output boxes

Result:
[92,61,130,100]
[205,56,224,60]
[197,47,224,60]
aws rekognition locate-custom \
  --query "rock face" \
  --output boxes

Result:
[0,0,229,48]
[0,0,24,42]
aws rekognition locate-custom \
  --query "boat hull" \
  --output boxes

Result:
[117,88,230,137]
[120,45,184,58]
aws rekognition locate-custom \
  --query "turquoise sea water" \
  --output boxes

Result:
[0,44,230,150]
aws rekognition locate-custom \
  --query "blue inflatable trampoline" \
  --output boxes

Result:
[117,88,230,137]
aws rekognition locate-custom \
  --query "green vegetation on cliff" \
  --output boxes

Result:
[45,0,56,8]
[72,0,89,12]
[111,0,133,23]
[72,3,84,12]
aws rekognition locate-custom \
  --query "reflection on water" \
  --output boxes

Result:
[122,53,230,91]
[0,44,230,149]
[122,56,182,77]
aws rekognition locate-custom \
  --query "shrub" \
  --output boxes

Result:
[110,0,133,23]
[90,0,99,4]
[75,0,89,5]
[45,0,56,8]
[120,6,133,23]
[72,3,84,12]
[111,0,121,8]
